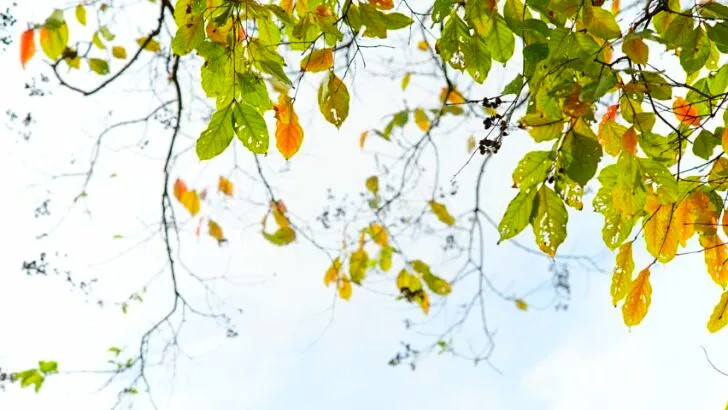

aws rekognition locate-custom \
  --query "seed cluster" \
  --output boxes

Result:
[479,96,507,155]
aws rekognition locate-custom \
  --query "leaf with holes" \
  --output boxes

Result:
[318,72,349,128]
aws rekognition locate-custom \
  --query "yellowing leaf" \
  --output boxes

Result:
[622,33,649,65]
[674,197,695,247]
[414,108,430,132]
[622,126,638,155]
[601,104,618,124]
[691,190,719,236]
[137,37,161,52]
[622,267,651,327]
[369,223,388,246]
[611,242,634,306]
[281,0,294,14]
[722,128,728,154]
[365,175,379,194]
[324,257,341,286]
[75,4,86,25]
[274,94,304,160]
[318,72,350,128]
[423,272,451,295]
[708,290,728,333]
[20,29,35,68]
[700,234,728,287]
[643,194,680,263]
[359,131,368,149]
[270,200,290,228]
[401,72,411,90]
[429,200,455,226]
[417,40,428,51]
[467,135,477,152]
[263,226,296,245]
[515,299,528,311]
[300,48,333,72]
[368,0,393,10]
[439,87,466,104]
[338,278,352,300]
[349,248,369,284]
[208,219,225,243]
[379,245,393,272]
[173,178,188,201]
[673,97,700,126]
[611,0,620,15]
[206,19,233,45]
[180,190,201,216]
[723,210,728,238]
[218,176,233,197]
[562,86,590,118]
[111,46,127,59]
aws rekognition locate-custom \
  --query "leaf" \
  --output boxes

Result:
[38,361,58,374]
[208,220,225,243]
[318,72,349,128]
[622,32,648,65]
[708,290,728,333]
[401,72,411,90]
[274,94,303,159]
[365,175,379,194]
[584,7,621,39]
[111,46,127,59]
[300,48,334,72]
[324,257,341,286]
[531,185,568,256]
[88,58,110,75]
[622,127,638,156]
[464,0,494,36]
[40,17,69,60]
[368,0,393,10]
[338,278,352,300]
[423,272,451,295]
[172,6,204,55]
[561,131,602,186]
[680,26,710,74]
[701,234,728,287]
[137,37,161,52]
[349,248,369,284]
[598,119,627,156]
[20,29,35,68]
[643,194,680,263]
[611,242,634,306]
[498,188,537,242]
[512,151,551,191]
[515,299,528,311]
[173,178,188,201]
[414,108,430,132]
[487,16,514,63]
[217,176,234,197]
[429,200,455,226]
[379,245,393,271]
[15,369,44,392]
[359,130,368,149]
[75,4,86,25]
[673,97,700,126]
[197,107,234,160]
[179,190,201,216]
[622,267,651,327]
[263,226,296,245]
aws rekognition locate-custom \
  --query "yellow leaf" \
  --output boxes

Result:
[263,226,296,245]
[368,0,393,10]
[673,97,700,127]
[700,234,728,287]
[324,257,341,286]
[349,248,369,284]
[674,197,695,247]
[274,94,304,159]
[300,48,333,72]
[722,128,728,154]
[429,200,455,226]
[359,130,368,149]
[338,278,352,300]
[208,219,225,243]
[723,210,728,238]
[180,190,201,216]
[515,299,528,311]
[622,267,651,327]
[270,200,290,228]
[365,175,379,194]
[401,72,411,90]
[206,18,233,45]
[611,242,634,306]
[111,46,127,59]
[369,223,388,246]
[281,0,294,14]
[418,291,430,314]
[439,87,465,104]
[707,290,728,333]
[218,176,234,197]
[76,4,87,25]
[643,194,679,263]
[136,37,161,52]
[691,190,719,236]
[414,108,430,132]
[467,135,476,152]
[173,178,188,201]
[417,40,428,51]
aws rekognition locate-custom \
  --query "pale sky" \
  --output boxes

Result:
[2,1,728,409]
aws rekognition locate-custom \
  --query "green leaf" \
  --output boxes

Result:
[561,132,602,186]
[15,369,45,393]
[38,361,58,374]
[438,13,471,71]
[88,58,110,75]
[196,107,234,160]
[464,0,493,36]
[663,13,694,47]
[466,36,492,83]
[137,37,161,52]
[487,16,514,63]
[233,103,269,154]
[422,272,451,295]
[349,248,369,284]
[584,7,621,39]
[680,26,710,74]
[432,0,455,23]
[503,74,524,95]
[239,72,273,112]
[693,129,720,160]
[263,227,296,245]
[75,4,86,25]
[379,245,393,272]
[530,185,568,256]
[503,0,531,35]
[383,12,413,30]
[99,26,115,41]
[40,18,69,60]
[318,72,350,128]
[365,176,379,194]
[512,151,552,191]
[172,11,204,55]
[498,188,538,242]
[707,22,728,53]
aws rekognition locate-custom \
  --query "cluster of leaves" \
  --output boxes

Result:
[9,361,58,393]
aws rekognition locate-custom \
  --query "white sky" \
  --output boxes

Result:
[2,1,728,409]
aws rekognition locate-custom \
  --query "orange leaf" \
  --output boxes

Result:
[691,190,719,236]
[612,0,620,15]
[417,40,428,51]
[315,4,333,16]
[180,190,200,216]
[20,29,35,68]
[622,126,637,155]
[274,94,304,159]
[414,108,430,132]
[173,178,188,201]
[368,0,393,9]
[208,219,225,243]
[439,87,465,104]
[721,128,728,154]
[643,195,680,263]
[218,176,234,197]
[622,267,651,327]
[673,97,700,126]
[601,104,618,125]
[723,210,728,238]
[281,0,294,14]
[300,48,333,72]
[700,234,728,287]
[359,130,368,149]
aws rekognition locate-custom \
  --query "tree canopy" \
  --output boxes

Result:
[7,0,728,405]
